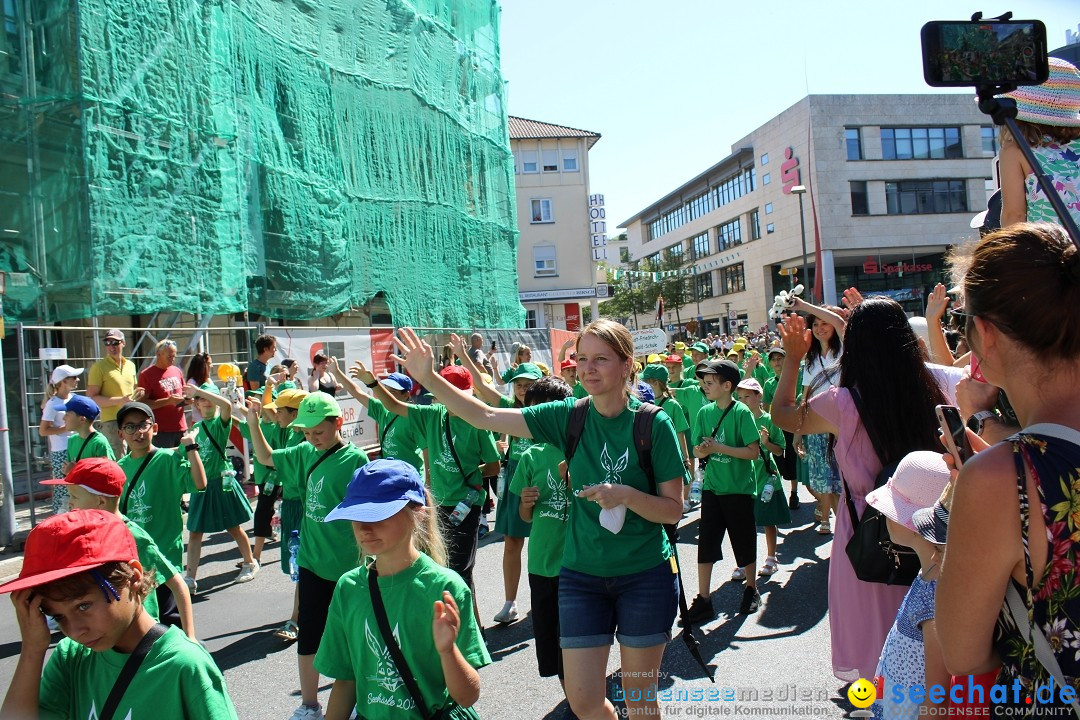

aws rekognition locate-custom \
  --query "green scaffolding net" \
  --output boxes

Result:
[0,0,522,328]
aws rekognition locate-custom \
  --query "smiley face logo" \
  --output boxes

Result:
[847,678,877,709]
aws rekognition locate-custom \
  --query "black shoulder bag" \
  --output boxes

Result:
[368,564,470,720]
[842,388,919,586]
[699,402,736,468]
[306,443,344,488]
[100,623,167,720]
[443,416,483,494]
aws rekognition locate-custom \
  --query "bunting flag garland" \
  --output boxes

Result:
[606,250,742,282]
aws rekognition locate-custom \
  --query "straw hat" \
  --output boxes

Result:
[1003,57,1080,127]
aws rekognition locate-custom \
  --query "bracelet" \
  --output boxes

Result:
[365,380,378,388]
[184,443,200,452]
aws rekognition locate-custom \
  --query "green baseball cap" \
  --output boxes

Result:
[289,391,341,429]
[199,382,220,395]
[506,362,543,383]
[690,342,709,354]
[641,364,670,382]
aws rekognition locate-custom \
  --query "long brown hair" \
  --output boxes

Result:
[1004,121,1080,148]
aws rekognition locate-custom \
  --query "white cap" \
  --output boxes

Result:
[50,365,84,384]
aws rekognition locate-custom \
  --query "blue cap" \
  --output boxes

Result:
[380,373,414,393]
[636,381,655,403]
[60,394,101,420]
[324,459,426,523]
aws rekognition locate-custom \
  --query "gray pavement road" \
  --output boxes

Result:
[0,488,857,719]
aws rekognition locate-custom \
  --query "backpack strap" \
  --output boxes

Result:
[634,402,661,494]
[563,397,591,464]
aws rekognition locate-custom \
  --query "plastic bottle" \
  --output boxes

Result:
[288,530,300,582]
[689,478,703,504]
[448,488,483,526]
[262,473,276,496]
[760,480,775,504]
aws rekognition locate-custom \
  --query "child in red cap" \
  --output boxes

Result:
[0,510,237,718]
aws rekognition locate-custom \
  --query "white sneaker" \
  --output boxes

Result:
[731,567,746,581]
[493,601,518,624]
[184,575,198,595]
[288,704,323,720]
[682,500,691,514]
[236,561,259,584]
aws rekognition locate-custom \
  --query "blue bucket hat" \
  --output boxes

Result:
[380,373,414,393]
[324,459,426,523]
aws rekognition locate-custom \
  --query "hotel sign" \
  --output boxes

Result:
[589,194,608,262]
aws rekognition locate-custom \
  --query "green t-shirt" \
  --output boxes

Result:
[752,362,773,386]
[672,380,707,439]
[193,414,230,480]
[66,431,115,465]
[497,395,534,462]
[408,404,500,506]
[367,398,423,471]
[237,419,281,487]
[124,515,178,621]
[693,400,759,496]
[38,626,238,720]
[657,396,689,435]
[119,449,195,570]
[272,442,369,581]
[572,382,588,399]
[314,554,491,718]
[522,397,684,576]
[762,376,778,409]
[751,412,785,494]
[508,444,568,577]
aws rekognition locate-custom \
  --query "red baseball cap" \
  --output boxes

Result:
[440,365,474,391]
[0,510,138,594]
[664,354,683,364]
[560,359,577,370]
[41,457,126,497]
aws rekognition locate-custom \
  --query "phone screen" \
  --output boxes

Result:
[937,405,972,467]
[921,20,1048,87]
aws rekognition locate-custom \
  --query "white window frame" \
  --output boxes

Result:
[533,245,557,277]
[562,148,579,172]
[521,150,538,174]
[530,198,553,224]
[542,149,559,172]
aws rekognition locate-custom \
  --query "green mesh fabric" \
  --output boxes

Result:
[0,0,522,327]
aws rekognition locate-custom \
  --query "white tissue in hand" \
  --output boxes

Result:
[599,505,627,534]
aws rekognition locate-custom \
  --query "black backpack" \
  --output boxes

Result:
[565,397,661,490]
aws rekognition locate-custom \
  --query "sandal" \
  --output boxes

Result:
[274,620,299,641]
[817,518,832,535]
[758,557,779,577]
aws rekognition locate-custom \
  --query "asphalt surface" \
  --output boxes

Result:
[0,487,856,719]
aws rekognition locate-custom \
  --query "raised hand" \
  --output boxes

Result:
[841,287,864,309]
[10,590,52,655]
[777,314,812,360]
[432,591,461,654]
[448,333,467,358]
[391,328,437,384]
[925,283,950,323]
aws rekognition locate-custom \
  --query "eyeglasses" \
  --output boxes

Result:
[120,420,153,434]
[103,339,122,347]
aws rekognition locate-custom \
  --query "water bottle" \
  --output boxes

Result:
[760,480,775,504]
[221,468,236,492]
[288,530,300,582]
[262,472,276,496]
[448,488,483,526]
[689,479,703,504]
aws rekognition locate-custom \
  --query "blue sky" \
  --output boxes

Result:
[498,1,1078,229]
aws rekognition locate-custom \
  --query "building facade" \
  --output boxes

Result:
[619,94,997,335]
[509,116,603,330]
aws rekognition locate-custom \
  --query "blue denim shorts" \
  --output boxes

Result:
[559,560,679,649]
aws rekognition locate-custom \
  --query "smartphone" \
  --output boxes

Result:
[969,354,987,383]
[936,404,972,468]
[490,341,496,352]
[921,19,1048,88]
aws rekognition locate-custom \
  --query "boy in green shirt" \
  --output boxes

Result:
[247,391,369,720]
[115,401,207,628]
[689,360,761,621]
[60,395,115,473]
[0,510,238,719]
[509,376,573,690]
[43,457,197,639]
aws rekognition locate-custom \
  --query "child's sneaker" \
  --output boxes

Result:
[493,601,518,624]
[758,557,779,577]
[288,703,323,720]
[739,586,761,614]
[235,560,259,584]
[683,594,715,625]
[184,575,198,595]
[731,567,746,582]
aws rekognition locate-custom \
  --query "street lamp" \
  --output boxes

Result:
[791,185,808,297]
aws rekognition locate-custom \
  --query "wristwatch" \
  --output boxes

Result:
[966,410,998,435]
[365,380,378,388]
[184,443,201,453]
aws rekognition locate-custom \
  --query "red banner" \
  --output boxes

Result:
[564,303,581,331]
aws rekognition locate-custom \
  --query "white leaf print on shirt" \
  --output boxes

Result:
[365,619,404,694]
[600,444,629,485]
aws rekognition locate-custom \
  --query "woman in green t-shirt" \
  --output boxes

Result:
[392,320,684,720]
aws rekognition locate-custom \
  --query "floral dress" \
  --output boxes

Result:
[1025,138,1080,228]
[993,426,1080,712]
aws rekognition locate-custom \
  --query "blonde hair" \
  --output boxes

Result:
[416,489,448,567]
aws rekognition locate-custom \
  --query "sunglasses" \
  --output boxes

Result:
[120,420,153,434]
[103,339,122,347]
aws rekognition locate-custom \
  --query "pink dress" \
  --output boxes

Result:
[809,386,907,682]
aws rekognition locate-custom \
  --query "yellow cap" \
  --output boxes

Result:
[264,388,308,411]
